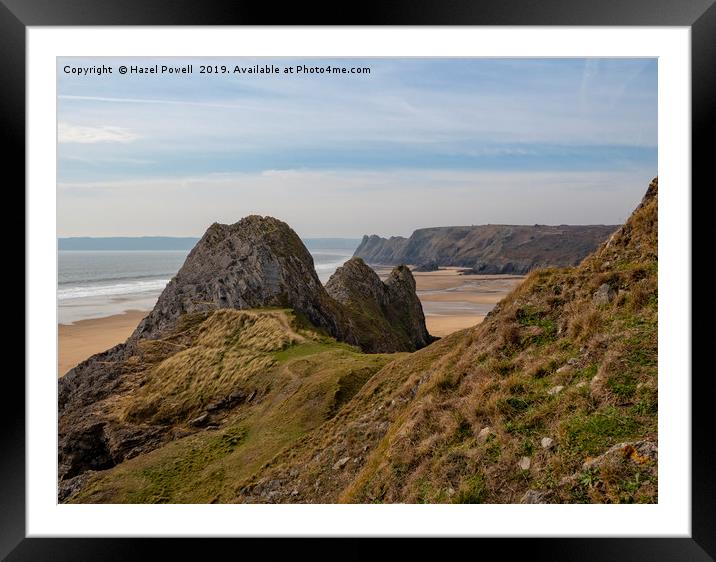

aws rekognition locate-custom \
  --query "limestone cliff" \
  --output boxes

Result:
[354,224,619,274]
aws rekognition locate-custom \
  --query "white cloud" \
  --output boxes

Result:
[58,122,140,144]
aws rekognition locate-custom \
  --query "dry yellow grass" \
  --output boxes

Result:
[121,310,313,424]
[68,308,400,503]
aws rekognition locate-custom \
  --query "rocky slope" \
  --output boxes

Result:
[232,178,657,504]
[64,178,658,504]
[58,216,431,491]
[355,224,619,274]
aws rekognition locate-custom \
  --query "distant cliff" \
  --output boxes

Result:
[354,224,619,274]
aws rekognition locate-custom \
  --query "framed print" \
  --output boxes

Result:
[4,0,711,559]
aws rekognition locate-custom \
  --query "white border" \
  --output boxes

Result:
[27,27,691,537]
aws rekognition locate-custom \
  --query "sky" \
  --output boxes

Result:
[57,57,657,238]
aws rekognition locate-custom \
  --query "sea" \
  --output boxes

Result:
[58,247,358,325]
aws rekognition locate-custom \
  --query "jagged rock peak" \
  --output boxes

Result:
[128,217,433,354]
[386,264,417,290]
[384,265,432,349]
[326,258,433,352]
[325,257,388,307]
[132,215,334,340]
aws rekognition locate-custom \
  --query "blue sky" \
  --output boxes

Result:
[57,58,657,237]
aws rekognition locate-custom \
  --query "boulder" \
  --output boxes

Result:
[593,283,616,305]
[333,457,351,470]
[520,489,550,503]
[477,427,494,442]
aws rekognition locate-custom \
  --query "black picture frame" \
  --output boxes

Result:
[4,1,709,559]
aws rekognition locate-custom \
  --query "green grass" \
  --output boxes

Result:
[562,407,640,456]
[416,478,433,504]
[273,340,357,362]
[490,358,515,376]
[484,435,501,462]
[505,411,546,437]
[454,472,486,503]
[607,372,638,398]
[498,395,540,418]
[516,305,558,346]
[126,427,248,504]
[633,391,658,416]
[73,346,398,503]
[454,419,473,442]
[519,439,535,457]
[575,364,598,380]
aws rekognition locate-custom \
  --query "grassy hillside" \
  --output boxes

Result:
[236,178,658,504]
[68,309,401,503]
[69,178,657,505]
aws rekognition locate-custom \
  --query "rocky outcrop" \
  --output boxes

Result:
[132,216,339,340]
[58,216,433,486]
[325,258,388,311]
[60,216,340,418]
[354,224,619,274]
[129,217,432,354]
[326,258,433,352]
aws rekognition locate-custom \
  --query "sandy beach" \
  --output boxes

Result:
[58,310,146,376]
[377,267,524,337]
[58,268,524,376]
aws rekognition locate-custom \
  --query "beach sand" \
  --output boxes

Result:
[58,310,146,377]
[58,268,524,375]
[376,267,524,337]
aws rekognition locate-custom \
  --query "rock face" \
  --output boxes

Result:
[326,258,433,352]
[127,216,431,353]
[133,216,339,340]
[355,235,408,264]
[354,224,619,274]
